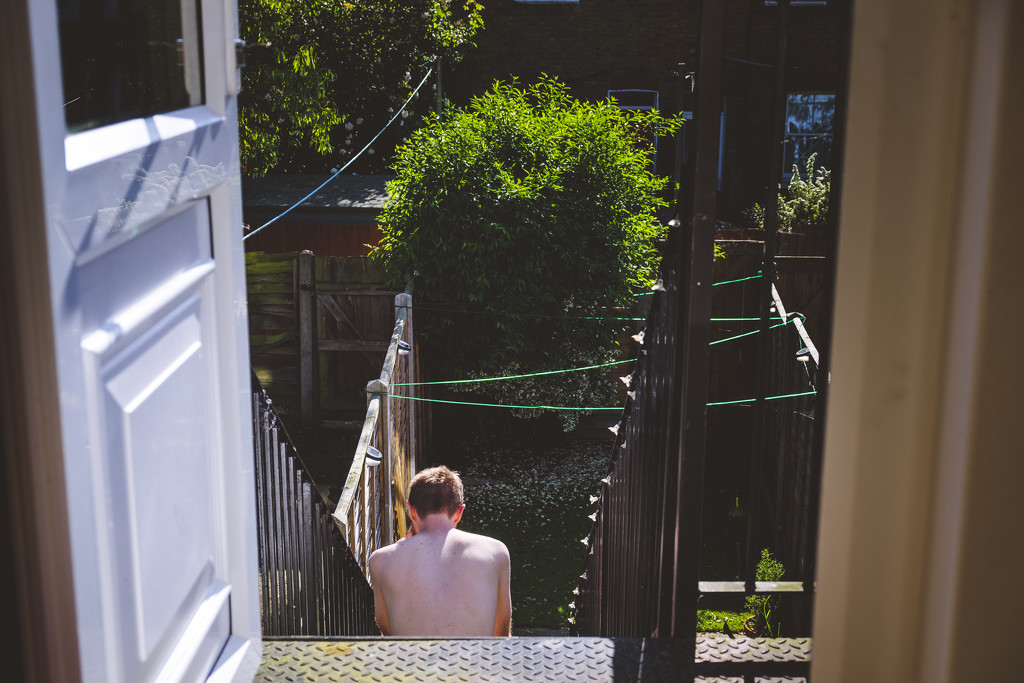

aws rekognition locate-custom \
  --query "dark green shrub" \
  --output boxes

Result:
[372,77,682,428]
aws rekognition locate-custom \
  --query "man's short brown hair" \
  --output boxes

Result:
[407,466,464,517]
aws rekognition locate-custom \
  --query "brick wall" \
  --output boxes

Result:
[446,0,846,221]
[447,0,699,105]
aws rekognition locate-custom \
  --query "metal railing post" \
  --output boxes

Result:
[366,378,392,547]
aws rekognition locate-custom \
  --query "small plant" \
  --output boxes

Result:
[743,154,830,232]
[744,548,785,637]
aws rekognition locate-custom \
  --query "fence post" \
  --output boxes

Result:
[367,379,393,546]
[395,292,415,475]
[298,251,318,425]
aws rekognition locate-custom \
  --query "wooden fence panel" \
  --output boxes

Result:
[247,251,299,413]
[315,255,399,423]
[246,250,399,422]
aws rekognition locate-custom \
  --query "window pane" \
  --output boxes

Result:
[815,97,836,133]
[786,102,811,134]
[784,92,836,176]
[59,0,203,133]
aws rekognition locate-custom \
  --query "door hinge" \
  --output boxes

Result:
[234,39,247,70]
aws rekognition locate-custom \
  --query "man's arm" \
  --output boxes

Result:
[493,543,512,637]
[368,552,391,636]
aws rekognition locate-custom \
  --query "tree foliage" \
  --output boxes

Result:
[238,0,483,177]
[371,77,682,426]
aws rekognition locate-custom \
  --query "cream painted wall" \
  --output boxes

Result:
[812,0,1023,680]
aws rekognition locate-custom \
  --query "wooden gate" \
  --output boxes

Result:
[247,250,401,424]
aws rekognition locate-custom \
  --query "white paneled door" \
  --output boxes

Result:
[25,0,261,680]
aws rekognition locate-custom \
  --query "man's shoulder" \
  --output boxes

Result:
[454,529,509,556]
[369,538,403,567]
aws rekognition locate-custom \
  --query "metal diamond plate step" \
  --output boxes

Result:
[255,635,811,682]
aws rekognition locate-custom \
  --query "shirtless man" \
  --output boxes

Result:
[368,466,512,637]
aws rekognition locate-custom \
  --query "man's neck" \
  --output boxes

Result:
[415,513,457,535]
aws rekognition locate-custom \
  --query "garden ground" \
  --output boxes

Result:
[287,407,756,636]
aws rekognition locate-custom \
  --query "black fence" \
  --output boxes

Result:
[574,232,820,677]
[573,1,847,677]
[252,376,377,636]
[764,283,822,595]
[572,229,684,638]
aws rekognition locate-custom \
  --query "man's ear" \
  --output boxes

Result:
[451,504,466,526]
[407,502,420,526]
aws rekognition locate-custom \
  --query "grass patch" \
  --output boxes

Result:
[436,431,614,632]
[697,608,751,634]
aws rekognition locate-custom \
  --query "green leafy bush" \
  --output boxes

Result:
[744,154,830,232]
[238,0,483,177]
[372,77,681,424]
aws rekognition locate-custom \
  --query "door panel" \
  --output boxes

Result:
[77,199,212,331]
[63,108,228,256]
[98,295,222,672]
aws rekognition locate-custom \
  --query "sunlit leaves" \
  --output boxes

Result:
[238,0,483,177]
[744,153,830,232]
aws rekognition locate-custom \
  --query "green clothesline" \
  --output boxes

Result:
[706,390,818,407]
[391,359,634,387]
[415,304,785,324]
[414,305,648,322]
[709,315,805,346]
[634,270,762,295]
[386,390,818,411]
[392,316,804,388]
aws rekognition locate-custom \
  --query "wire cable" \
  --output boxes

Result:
[244,65,434,242]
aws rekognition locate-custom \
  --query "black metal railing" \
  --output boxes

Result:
[252,376,377,636]
[572,229,682,637]
[573,2,844,677]
[573,231,820,678]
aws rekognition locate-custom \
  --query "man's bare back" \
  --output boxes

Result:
[367,466,511,637]
[369,523,511,636]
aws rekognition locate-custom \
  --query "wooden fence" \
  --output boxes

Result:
[246,250,401,424]
[247,252,299,410]
[332,287,422,576]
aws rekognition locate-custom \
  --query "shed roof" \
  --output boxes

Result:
[242,174,393,211]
